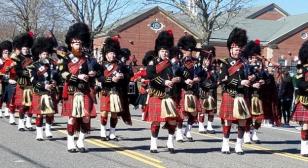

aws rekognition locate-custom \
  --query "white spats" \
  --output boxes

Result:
[25,116,32,129]
[109,127,116,140]
[301,140,308,155]
[198,122,206,132]
[3,107,9,117]
[207,121,214,131]
[45,123,53,138]
[263,119,273,127]
[235,138,244,153]
[67,135,76,150]
[244,131,251,144]
[76,132,85,148]
[150,136,158,151]
[100,124,107,138]
[9,113,15,124]
[185,124,193,138]
[18,118,25,129]
[176,128,184,142]
[167,134,174,149]
[221,137,230,153]
[36,127,43,140]
[252,129,259,141]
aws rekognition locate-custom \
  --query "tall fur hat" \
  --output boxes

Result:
[31,37,54,60]
[65,22,91,50]
[155,30,174,52]
[101,37,121,57]
[13,32,34,49]
[177,35,197,51]
[142,50,155,66]
[169,47,182,59]
[227,27,247,50]
[0,40,13,54]
[242,39,261,58]
[299,40,308,65]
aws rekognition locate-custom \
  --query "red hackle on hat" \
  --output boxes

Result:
[167,29,173,37]
[255,39,260,46]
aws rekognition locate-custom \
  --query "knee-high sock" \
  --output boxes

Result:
[110,117,118,128]
[168,124,176,135]
[253,121,262,130]
[151,123,160,138]
[238,126,245,139]
[208,114,214,122]
[101,116,108,126]
[223,126,231,138]
[46,115,54,125]
[301,130,308,140]
[187,113,196,125]
[35,116,43,127]
[198,113,205,123]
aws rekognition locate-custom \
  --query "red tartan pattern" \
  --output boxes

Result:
[144,96,177,122]
[31,93,58,115]
[220,93,236,121]
[62,93,96,118]
[14,84,23,108]
[292,103,308,122]
[100,95,110,112]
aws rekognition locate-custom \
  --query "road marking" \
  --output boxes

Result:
[57,130,165,168]
[132,118,308,162]
[263,126,300,134]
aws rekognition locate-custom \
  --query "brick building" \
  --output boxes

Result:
[94,3,308,70]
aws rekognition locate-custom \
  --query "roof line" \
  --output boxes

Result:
[268,22,308,44]
[246,3,289,19]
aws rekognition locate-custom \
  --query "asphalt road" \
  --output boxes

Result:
[0,106,307,168]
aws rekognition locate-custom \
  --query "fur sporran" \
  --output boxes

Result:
[203,96,216,110]
[161,97,177,118]
[110,92,122,113]
[72,92,85,118]
[184,94,196,112]
[251,96,264,115]
[22,88,32,107]
[233,96,250,119]
[40,94,55,115]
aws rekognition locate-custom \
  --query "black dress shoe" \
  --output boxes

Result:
[207,130,216,134]
[27,127,35,131]
[47,136,53,139]
[150,150,158,153]
[10,122,16,125]
[0,116,3,118]
[168,148,175,154]
[77,146,87,153]
[187,137,194,142]
[236,151,244,155]
[109,137,119,141]
[302,154,308,157]
[36,138,44,141]
[68,149,78,153]
[19,128,25,132]
[253,140,261,144]
[222,151,231,154]
[176,139,184,143]
[101,137,109,141]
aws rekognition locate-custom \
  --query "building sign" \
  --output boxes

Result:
[148,19,165,33]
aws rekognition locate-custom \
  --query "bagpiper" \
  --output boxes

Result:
[197,46,218,134]
[61,23,97,153]
[144,30,180,153]
[29,37,60,141]
[11,32,34,131]
[242,40,266,144]
[99,37,132,141]
[176,35,202,142]
[292,40,308,157]
[0,40,15,119]
[219,28,251,154]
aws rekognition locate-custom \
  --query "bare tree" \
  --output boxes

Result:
[145,0,251,45]
[62,0,135,40]
[0,18,17,41]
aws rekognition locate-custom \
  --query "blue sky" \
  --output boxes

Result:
[251,0,308,15]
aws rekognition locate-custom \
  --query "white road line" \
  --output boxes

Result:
[262,126,300,134]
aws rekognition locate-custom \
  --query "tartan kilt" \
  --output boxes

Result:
[220,93,236,121]
[144,96,177,122]
[14,84,24,108]
[62,92,96,118]
[292,103,308,122]
[178,90,201,120]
